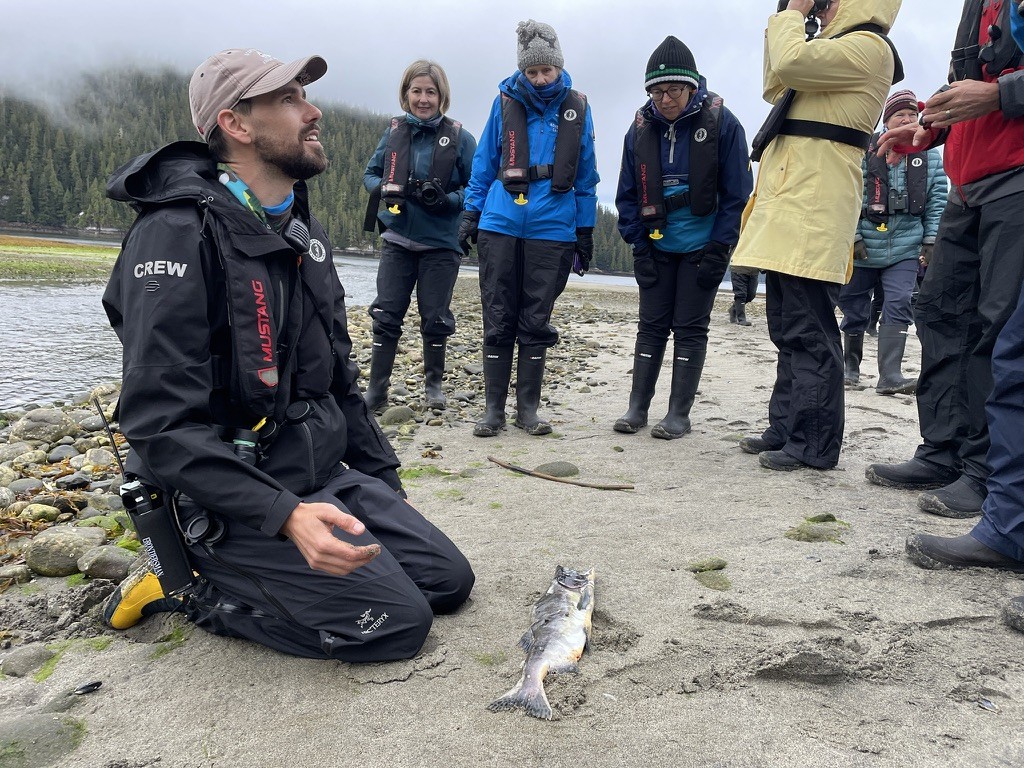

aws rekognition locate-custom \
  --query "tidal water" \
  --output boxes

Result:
[1,255,644,411]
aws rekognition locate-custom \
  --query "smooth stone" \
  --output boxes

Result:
[47,445,80,462]
[0,564,32,583]
[0,487,15,509]
[9,407,80,444]
[0,441,34,462]
[55,473,91,491]
[18,504,62,523]
[12,450,48,471]
[379,405,416,426]
[77,545,134,581]
[0,713,86,767]
[8,478,44,495]
[24,526,107,577]
[534,461,580,478]
[0,464,19,487]
[0,643,55,677]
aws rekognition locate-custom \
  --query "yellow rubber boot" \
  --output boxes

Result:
[102,568,173,630]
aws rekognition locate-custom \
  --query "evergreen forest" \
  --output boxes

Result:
[0,69,634,272]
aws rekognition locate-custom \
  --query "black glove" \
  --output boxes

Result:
[696,241,731,290]
[414,179,451,215]
[853,237,869,261]
[632,245,658,289]
[573,227,594,276]
[458,210,481,256]
[919,242,934,266]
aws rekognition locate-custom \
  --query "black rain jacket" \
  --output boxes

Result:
[103,141,402,537]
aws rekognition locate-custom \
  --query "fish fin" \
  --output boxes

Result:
[578,588,593,612]
[486,676,553,720]
[518,629,535,653]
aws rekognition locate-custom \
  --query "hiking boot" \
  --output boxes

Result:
[739,436,780,454]
[905,533,1024,572]
[102,563,182,630]
[865,458,958,490]
[758,450,810,471]
[918,476,986,518]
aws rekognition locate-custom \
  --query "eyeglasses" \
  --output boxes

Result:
[647,86,686,101]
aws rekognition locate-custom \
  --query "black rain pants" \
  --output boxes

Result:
[178,468,474,662]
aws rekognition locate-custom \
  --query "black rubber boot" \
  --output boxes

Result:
[728,303,738,324]
[865,458,958,490]
[843,332,863,387]
[364,334,398,411]
[473,346,513,437]
[651,347,705,440]
[514,345,552,436]
[876,323,917,395]
[613,343,665,434]
[423,337,447,410]
[734,301,752,326]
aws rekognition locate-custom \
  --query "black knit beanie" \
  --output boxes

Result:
[645,36,699,90]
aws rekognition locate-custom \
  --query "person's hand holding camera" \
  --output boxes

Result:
[633,243,659,289]
[696,241,732,290]
[413,178,452,215]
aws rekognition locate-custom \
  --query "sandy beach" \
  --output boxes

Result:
[1,277,1022,768]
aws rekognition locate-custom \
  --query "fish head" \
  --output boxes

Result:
[553,566,595,591]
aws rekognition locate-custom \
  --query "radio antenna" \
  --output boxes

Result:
[92,396,128,478]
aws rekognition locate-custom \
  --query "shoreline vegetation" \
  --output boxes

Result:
[0,235,120,280]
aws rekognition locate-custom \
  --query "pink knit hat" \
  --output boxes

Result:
[883,89,925,124]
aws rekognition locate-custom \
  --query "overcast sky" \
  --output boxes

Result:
[2,0,964,204]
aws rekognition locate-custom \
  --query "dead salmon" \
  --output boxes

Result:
[487,566,595,720]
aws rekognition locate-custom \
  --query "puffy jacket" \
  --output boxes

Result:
[466,70,599,242]
[731,0,901,284]
[363,114,477,252]
[857,146,947,269]
[615,78,753,254]
[103,141,401,537]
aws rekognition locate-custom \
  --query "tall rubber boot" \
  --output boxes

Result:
[613,342,665,434]
[734,301,752,327]
[728,303,738,324]
[651,347,706,440]
[876,323,917,395]
[843,332,863,388]
[473,346,514,437]
[423,337,447,410]
[364,334,398,411]
[514,345,552,436]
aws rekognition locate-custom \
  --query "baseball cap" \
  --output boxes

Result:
[189,48,328,140]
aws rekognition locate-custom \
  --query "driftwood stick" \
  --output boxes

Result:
[487,456,634,491]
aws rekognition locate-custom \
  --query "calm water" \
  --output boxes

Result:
[1,255,642,410]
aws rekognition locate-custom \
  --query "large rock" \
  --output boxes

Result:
[0,441,34,462]
[11,450,48,472]
[0,563,32,583]
[0,643,55,677]
[23,526,107,577]
[0,486,15,509]
[77,545,134,581]
[17,504,62,523]
[10,408,80,444]
[379,405,416,426]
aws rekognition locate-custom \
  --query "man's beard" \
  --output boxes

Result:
[255,132,329,181]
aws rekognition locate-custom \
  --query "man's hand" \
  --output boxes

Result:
[281,502,380,576]
[876,123,933,163]
[920,80,1001,130]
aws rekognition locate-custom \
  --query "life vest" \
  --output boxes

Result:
[750,24,905,162]
[632,92,723,232]
[364,116,462,230]
[863,135,928,226]
[499,90,586,201]
[205,209,335,422]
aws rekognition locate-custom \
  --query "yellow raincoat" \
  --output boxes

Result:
[731,0,902,284]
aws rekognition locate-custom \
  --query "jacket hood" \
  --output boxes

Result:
[107,141,219,205]
[641,77,710,127]
[825,0,901,36]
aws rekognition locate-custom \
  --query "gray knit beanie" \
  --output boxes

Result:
[516,20,564,71]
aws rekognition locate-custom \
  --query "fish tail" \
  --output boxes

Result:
[487,677,553,720]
